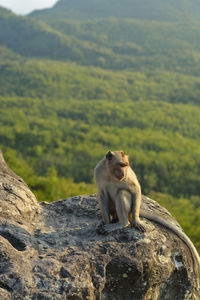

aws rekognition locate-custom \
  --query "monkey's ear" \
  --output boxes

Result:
[106,151,113,160]
[120,150,126,157]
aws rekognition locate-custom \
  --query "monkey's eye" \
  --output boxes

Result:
[119,162,127,167]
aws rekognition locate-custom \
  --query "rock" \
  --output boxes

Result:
[0,150,41,225]
[0,150,199,299]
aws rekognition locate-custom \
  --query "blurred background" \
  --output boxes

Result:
[0,0,199,251]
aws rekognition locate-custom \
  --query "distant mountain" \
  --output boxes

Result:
[1,5,200,74]
[30,0,200,22]
[0,7,116,64]
[28,2,200,76]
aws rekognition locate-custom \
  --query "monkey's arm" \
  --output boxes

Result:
[97,191,110,225]
[140,210,200,276]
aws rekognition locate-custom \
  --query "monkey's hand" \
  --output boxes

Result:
[131,220,146,232]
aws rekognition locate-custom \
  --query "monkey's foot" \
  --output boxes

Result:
[96,222,130,235]
[96,222,108,235]
[131,220,146,232]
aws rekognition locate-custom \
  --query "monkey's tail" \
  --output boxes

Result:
[140,210,200,277]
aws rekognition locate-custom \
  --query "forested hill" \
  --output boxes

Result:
[0,7,106,63]
[30,0,200,21]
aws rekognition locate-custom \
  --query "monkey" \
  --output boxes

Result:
[94,150,145,232]
[94,150,200,275]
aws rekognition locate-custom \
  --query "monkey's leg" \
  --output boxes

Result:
[97,190,131,235]
[96,191,111,234]
[131,191,146,232]
[116,189,131,226]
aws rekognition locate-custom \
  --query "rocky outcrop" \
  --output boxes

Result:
[0,150,199,299]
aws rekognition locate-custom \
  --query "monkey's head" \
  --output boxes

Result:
[105,150,129,181]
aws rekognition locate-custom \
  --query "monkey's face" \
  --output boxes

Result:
[106,150,129,181]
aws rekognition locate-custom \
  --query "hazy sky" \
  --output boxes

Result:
[0,0,58,15]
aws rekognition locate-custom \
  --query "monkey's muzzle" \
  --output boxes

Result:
[114,169,125,181]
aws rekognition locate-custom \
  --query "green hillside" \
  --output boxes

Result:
[30,0,200,21]
[0,45,22,61]
[0,1,199,251]
[42,18,200,75]
[1,58,200,104]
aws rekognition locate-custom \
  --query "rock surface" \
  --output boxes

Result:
[0,150,199,299]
